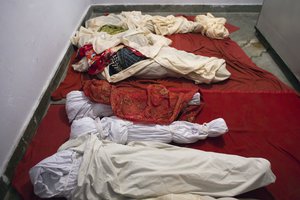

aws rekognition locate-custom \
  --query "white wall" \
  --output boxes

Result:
[0,0,90,176]
[91,0,263,5]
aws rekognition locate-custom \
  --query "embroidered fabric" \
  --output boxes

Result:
[83,79,202,124]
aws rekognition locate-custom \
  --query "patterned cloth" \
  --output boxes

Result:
[76,44,114,75]
[109,47,147,75]
[83,79,202,124]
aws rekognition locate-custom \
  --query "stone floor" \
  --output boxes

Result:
[222,12,295,90]
[3,10,297,200]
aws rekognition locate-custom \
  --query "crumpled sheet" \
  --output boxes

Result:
[82,11,229,39]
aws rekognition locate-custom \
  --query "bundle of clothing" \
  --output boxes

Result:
[71,11,231,84]
[66,90,228,144]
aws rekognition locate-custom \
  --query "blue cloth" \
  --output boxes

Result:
[109,47,146,76]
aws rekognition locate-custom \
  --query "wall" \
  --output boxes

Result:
[91,0,263,5]
[256,0,300,81]
[0,0,90,175]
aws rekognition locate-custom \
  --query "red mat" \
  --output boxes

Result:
[12,105,70,200]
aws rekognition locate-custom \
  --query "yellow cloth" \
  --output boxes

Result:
[98,24,127,35]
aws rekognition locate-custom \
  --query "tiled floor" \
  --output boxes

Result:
[4,10,297,200]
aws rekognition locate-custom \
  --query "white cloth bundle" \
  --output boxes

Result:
[81,11,229,39]
[194,13,229,39]
[29,135,276,199]
[71,12,231,84]
[66,91,201,123]
[65,91,113,122]
[70,116,228,144]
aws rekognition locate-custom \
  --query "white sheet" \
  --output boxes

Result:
[29,150,238,200]
[59,135,275,199]
[70,116,228,144]
[30,136,275,199]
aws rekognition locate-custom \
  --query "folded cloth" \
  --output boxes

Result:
[70,116,228,144]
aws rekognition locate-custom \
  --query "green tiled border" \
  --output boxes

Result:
[0,4,261,199]
[91,4,262,14]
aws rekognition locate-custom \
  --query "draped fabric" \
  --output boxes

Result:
[83,79,202,124]
[28,136,274,199]
[57,135,275,200]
